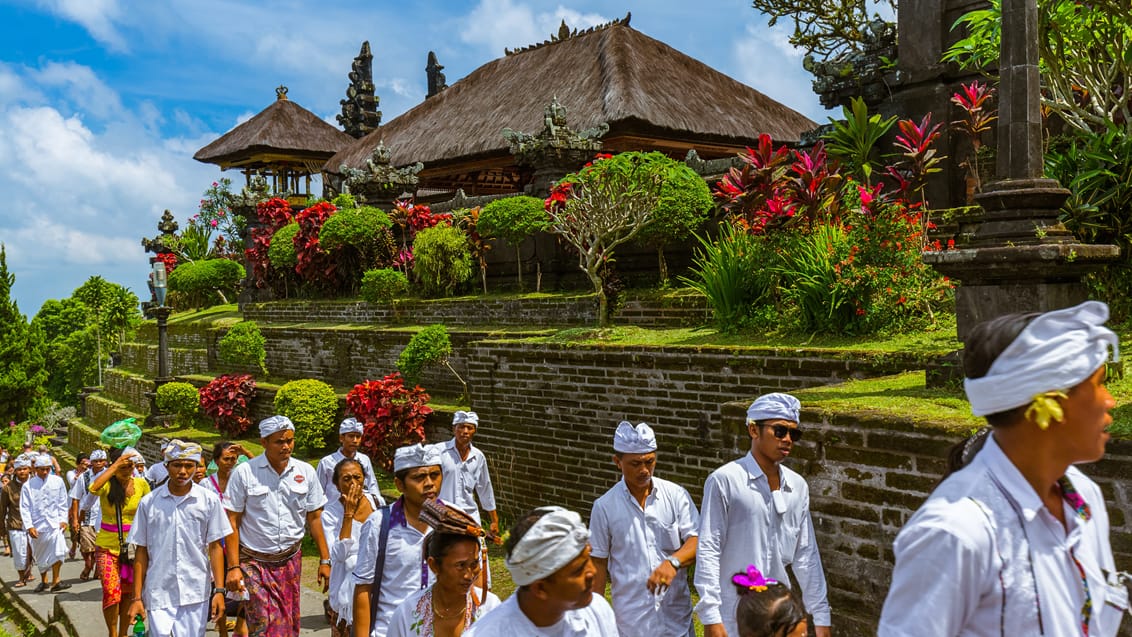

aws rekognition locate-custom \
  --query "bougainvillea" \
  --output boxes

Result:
[198,373,256,436]
[245,198,294,288]
[345,373,432,471]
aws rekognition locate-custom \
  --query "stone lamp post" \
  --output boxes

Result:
[150,260,172,384]
[922,0,1118,342]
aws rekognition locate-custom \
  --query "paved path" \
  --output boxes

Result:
[0,541,333,636]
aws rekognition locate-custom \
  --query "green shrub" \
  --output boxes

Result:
[774,224,854,334]
[155,382,202,427]
[166,258,245,309]
[319,206,393,252]
[397,325,452,386]
[273,379,338,452]
[331,193,357,209]
[479,196,549,290]
[361,268,409,303]
[217,321,267,374]
[680,223,775,331]
[634,156,714,281]
[412,224,474,297]
[268,222,300,270]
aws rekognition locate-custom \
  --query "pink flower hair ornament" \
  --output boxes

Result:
[732,564,777,592]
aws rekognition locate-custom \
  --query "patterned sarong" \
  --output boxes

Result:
[95,547,132,608]
[243,550,302,637]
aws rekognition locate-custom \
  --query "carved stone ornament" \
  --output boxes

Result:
[339,140,423,204]
[338,41,383,139]
[804,19,897,110]
[141,209,180,255]
[502,96,608,168]
[230,173,272,220]
[426,51,448,98]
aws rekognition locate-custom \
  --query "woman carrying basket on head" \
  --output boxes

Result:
[89,446,150,637]
[387,498,500,636]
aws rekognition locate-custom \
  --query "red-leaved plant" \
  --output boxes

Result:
[345,373,432,471]
[245,198,294,288]
[198,374,257,436]
[294,201,338,291]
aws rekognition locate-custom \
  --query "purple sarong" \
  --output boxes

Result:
[243,550,302,637]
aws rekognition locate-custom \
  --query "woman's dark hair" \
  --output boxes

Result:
[332,458,365,486]
[212,441,237,461]
[733,580,806,637]
[426,532,479,563]
[106,447,132,507]
[503,508,549,561]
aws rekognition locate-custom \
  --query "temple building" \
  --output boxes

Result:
[194,86,354,205]
[326,14,816,202]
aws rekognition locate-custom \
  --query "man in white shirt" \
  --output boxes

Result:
[69,448,107,581]
[591,421,699,637]
[695,393,831,637]
[144,441,171,487]
[127,440,232,637]
[317,418,382,505]
[224,415,332,637]
[437,411,499,537]
[352,443,442,637]
[64,453,90,560]
[879,302,1128,636]
[20,454,71,592]
[464,506,618,637]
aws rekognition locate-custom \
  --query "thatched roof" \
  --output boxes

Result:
[196,87,354,169]
[327,21,817,174]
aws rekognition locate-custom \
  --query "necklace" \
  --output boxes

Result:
[431,591,468,620]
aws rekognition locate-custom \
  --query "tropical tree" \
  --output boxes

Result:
[0,245,48,422]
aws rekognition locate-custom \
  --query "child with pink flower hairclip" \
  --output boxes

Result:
[730,565,807,637]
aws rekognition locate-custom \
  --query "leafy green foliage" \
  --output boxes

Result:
[0,246,48,422]
[167,258,244,309]
[274,379,339,452]
[217,321,267,374]
[749,0,895,64]
[155,382,203,427]
[319,204,396,294]
[411,224,474,297]
[268,222,300,270]
[477,196,549,246]
[824,97,897,185]
[360,268,409,303]
[32,298,95,406]
[634,156,714,282]
[680,224,775,331]
[397,325,453,386]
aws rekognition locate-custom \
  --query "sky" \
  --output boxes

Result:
[0,0,830,317]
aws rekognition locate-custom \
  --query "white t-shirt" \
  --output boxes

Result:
[387,585,500,637]
[463,594,618,637]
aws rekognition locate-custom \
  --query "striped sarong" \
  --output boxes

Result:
[242,549,302,637]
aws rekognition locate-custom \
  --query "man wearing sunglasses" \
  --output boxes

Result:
[694,392,832,637]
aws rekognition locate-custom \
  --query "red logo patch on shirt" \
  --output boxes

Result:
[294,475,305,483]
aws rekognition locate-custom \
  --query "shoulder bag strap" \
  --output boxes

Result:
[369,504,393,629]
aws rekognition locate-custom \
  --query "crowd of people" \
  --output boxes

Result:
[0,300,1127,637]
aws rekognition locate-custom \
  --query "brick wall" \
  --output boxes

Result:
[102,369,154,414]
[119,342,209,377]
[240,292,710,329]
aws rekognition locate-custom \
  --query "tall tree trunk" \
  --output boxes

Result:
[657,247,668,284]
[515,246,523,291]
[586,266,608,327]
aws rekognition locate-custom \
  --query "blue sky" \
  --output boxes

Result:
[0,0,829,316]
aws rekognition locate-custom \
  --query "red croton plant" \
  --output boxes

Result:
[245,198,294,288]
[294,201,339,292]
[198,373,256,437]
[345,373,432,471]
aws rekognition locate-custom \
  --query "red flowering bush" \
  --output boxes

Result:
[345,373,432,471]
[293,201,339,292]
[199,373,256,436]
[245,198,294,288]
[154,252,178,274]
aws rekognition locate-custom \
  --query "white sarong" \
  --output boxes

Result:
[29,526,66,570]
[149,601,209,637]
[7,530,29,571]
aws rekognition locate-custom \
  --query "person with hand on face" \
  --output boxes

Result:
[463,506,618,637]
[879,302,1129,636]
[318,418,383,506]
[1,455,34,587]
[437,412,499,540]
[590,421,699,637]
[387,499,501,637]
[89,446,150,637]
[20,454,71,593]
[224,416,331,637]
[322,458,379,637]
[70,449,108,582]
[352,443,443,637]
[695,393,831,637]
[127,440,232,637]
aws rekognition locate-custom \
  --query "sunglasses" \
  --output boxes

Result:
[758,423,803,442]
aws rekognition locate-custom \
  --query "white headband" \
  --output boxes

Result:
[164,440,203,464]
[33,455,53,468]
[452,411,479,426]
[504,506,590,586]
[613,421,656,454]
[339,418,364,435]
[393,443,442,472]
[747,392,801,423]
[965,301,1120,416]
[13,456,31,469]
[89,449,107,461]
[259,415,295,438]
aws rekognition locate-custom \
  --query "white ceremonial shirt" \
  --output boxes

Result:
[316,448,383,506]
[128,483,232,610]
[879,435,1128,637]
[20,474,69,532]
[463,593,619,637]
[694,453,831,632]
[145,461,169,487]
[224,454,327,553]
[352,499,432,637]
[590,477,699,637]
[386,585,501,637]
[437,439,497,525]
[69,468,103,527]
[322,494,378,622]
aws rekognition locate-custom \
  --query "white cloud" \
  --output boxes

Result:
[32,61,124,120]
[35,0,127,52]
[460,0,608,55]
[732,22,827,123]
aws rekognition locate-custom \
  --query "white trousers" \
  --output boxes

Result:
[7,530,29,571]
[28,526,66,570]
[148,601,209,637]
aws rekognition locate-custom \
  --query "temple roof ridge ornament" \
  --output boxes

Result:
[339,139,423,204]
[426,51,448,98]
[338,41,382,139]
[141,210,179,255]
[275,85,289,100]
[502,96,608,167]
[504,12,631,56]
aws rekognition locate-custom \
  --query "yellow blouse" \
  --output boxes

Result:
[92,477,150,554]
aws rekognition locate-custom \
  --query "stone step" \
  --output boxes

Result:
[100,368,155,414]
[83,394,144,431]
[136,322,219,348]
[119,342,209,377]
